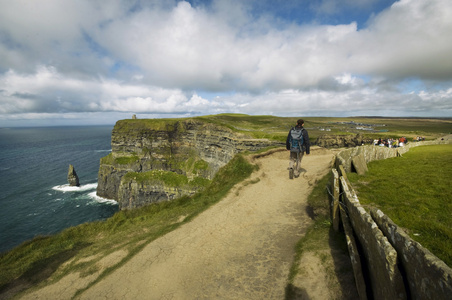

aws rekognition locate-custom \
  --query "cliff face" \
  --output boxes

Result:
[97,118,280,209]
[315,134,370,148]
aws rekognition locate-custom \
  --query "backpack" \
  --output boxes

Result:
[289,127,304,153]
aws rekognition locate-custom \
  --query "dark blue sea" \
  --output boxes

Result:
[0,126,119,253]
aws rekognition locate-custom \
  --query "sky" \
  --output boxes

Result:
[1,0,452,127]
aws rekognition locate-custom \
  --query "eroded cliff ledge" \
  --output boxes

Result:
[97,118,281,209]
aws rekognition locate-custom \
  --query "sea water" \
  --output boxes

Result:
[0,126,119,253]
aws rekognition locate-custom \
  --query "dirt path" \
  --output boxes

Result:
[22,147,337,299]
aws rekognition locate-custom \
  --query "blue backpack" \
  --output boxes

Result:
[289,127,304,152]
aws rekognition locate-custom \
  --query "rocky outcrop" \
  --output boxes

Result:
[67,164,80,186]
[97,118,281,209]
[316,134,368,148]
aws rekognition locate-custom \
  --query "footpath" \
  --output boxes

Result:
[21,147,345,299]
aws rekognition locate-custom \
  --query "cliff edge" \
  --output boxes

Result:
[97,118,281,209]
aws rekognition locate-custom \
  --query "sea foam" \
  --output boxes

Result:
[88,191,118,205]
[52,183,117,205]
[52,183,97,192]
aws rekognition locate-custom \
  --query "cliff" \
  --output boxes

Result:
[97,118,281,209]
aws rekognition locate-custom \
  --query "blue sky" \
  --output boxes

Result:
[1,0,452,127]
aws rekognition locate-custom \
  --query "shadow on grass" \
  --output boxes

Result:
[0,242,91,300]
[327,227,360,300]
[285,283,311,300]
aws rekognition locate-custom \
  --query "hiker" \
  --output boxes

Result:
[286,119,310,179]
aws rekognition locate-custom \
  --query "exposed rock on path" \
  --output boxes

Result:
[22,147,339,299]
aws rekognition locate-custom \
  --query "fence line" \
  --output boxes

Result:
[330,137,452,300]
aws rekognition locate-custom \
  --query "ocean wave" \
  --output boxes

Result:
[88,191,118,205]
[52,183,98,193]
[95,149,112,152]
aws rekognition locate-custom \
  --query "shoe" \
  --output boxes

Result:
[289,168,294,179]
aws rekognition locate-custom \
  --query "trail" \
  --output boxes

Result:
[22,147,338,299]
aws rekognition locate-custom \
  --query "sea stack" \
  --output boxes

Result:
[67,164,80,186]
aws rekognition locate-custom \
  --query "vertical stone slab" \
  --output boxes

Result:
[331,168,340,232]
[338,164,348,181]
[340,177,407,300]
[351,153,368,175]
[335,145,400,173]
[340,205,368,300]
[371,208,452,300]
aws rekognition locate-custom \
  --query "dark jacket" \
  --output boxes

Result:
[286,125,310,154]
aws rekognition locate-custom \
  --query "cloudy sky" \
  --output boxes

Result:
[1,0,452,126]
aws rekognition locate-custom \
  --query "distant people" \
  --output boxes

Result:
[399,137,407,147]
[392,139,398,148]
[286,119,310,179]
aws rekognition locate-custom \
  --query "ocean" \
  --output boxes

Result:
[0,126,119,253]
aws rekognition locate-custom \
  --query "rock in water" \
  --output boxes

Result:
[68,164,80,186]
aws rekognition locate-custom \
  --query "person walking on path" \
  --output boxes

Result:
[286,119,310,179]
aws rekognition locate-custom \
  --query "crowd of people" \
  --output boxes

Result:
[372,136,426,147]
[414,136,426,142]
[373,137,408,148]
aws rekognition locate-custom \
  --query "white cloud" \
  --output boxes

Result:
[0,0,451,126]
[335,73,360,87]
[0,66,220,116]
[353,0,452,79]
[88,0,452,90]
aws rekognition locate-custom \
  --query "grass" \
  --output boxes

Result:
[114,154,140,165]
[0,154,257,297]
[123,170,210,188]
[347,144,452,267]
[100,152,139,165]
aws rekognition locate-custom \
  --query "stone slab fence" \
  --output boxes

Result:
[335,135,452,173]
[329,136,452,300]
